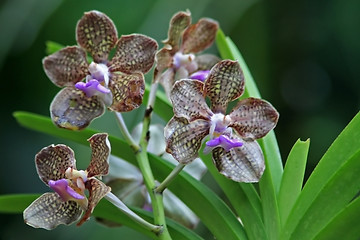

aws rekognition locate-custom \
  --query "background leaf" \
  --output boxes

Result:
[216,29,283,240]
[278,139,309,226]
[0,194,203,240]
[281,111,360,240]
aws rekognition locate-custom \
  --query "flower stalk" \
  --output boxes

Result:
[104,192,162,234]
[114,112,140,152]
[116,80,171,239]
[155,163,185,194]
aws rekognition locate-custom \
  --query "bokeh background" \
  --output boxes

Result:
[1,0,359,239]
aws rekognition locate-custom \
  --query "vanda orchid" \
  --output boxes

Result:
[43,10,157,130]
[23,133,111,229]
[155,10,220,98]
[164,60,279,182]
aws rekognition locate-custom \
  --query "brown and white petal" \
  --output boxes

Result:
[181,18,218,54]
[204,60,245,114]
[50,87,106,130]
[76,10,118,63]
[165,117,210,164]
[109,34,158,74]
[87,133,111,178]
[212,139,265,182]
[108,72,145,112]
[163,10,191,49]
[35,144,76,184]
[194,54,221,70]
[43,46,88,87]
[170,79,212,121]
[155,48,174,76]
[24,193,82,230]
[77,179,111,226]
[229,98,279,140]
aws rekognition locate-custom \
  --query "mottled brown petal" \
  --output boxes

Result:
[158,68,175,99]
[50,87,105,130]
[212,139,265,182]
[76,10,118,63]
[165,117,210,164]
[195,54,221,70]
[163,10,191,49]
[171,79,212,121]
[204,60,245,114]
[181,18,218,54]
[108,72,145,112]
[87,133,111,178]
[155,47,174,75]
[43,46,88,87]
[24,193,82,230]
[109,34,158,74]
[35,144,76,184]
[229,98,279,140]
[77,179,110,226]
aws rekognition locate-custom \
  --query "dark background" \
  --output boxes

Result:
[1,0,359,239]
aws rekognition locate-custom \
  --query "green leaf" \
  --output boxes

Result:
[313,196,360,240]
[199,151,266,240]
[45,41,64,55]
[0,194,203,240]
[14,111,247,240]
[278,139,309,226]
[216,29,283,240]
[281,111,360,240]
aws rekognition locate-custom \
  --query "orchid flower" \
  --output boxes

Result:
[164,60,279,182]
[43,10,158,130]
[23,133,111,229]
[155,10,220,97]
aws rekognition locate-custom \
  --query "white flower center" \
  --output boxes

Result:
[88,62,110,86]
[173,52,198,73]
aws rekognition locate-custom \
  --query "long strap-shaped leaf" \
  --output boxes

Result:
[14,111,247,240]
[281,111,360,240]
[216,29,283,240]
[0,194,203,240]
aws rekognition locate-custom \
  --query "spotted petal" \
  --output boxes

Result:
[181,18,218,54]
[165,117,210,164]
[109,34,158,74]
[43,46,88,87]
[87,133,111,178]
[24,193,82,230]
[163,11,191,49]
[155,48,174,75]
[35,144,76,185]
[108,72,145,112]
[170,79,212,121]
[195,54,221,70]
[76,10,117,63]
[229,97,279,140]
[77,179,111,226]
[50,87,106,130]
[204,60,245,114]
[212,139,265,182]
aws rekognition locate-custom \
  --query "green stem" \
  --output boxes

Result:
[115,82,171,239]
[137,82,171,239]
[114,112,140,152]
[105,192,162,234]
[155,163,185,194]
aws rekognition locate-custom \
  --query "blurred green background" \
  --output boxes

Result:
[1,0,359,239]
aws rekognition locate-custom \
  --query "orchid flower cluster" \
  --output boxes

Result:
[24,9,279,237]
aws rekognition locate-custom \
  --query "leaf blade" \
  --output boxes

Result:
[278,139,309,226]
